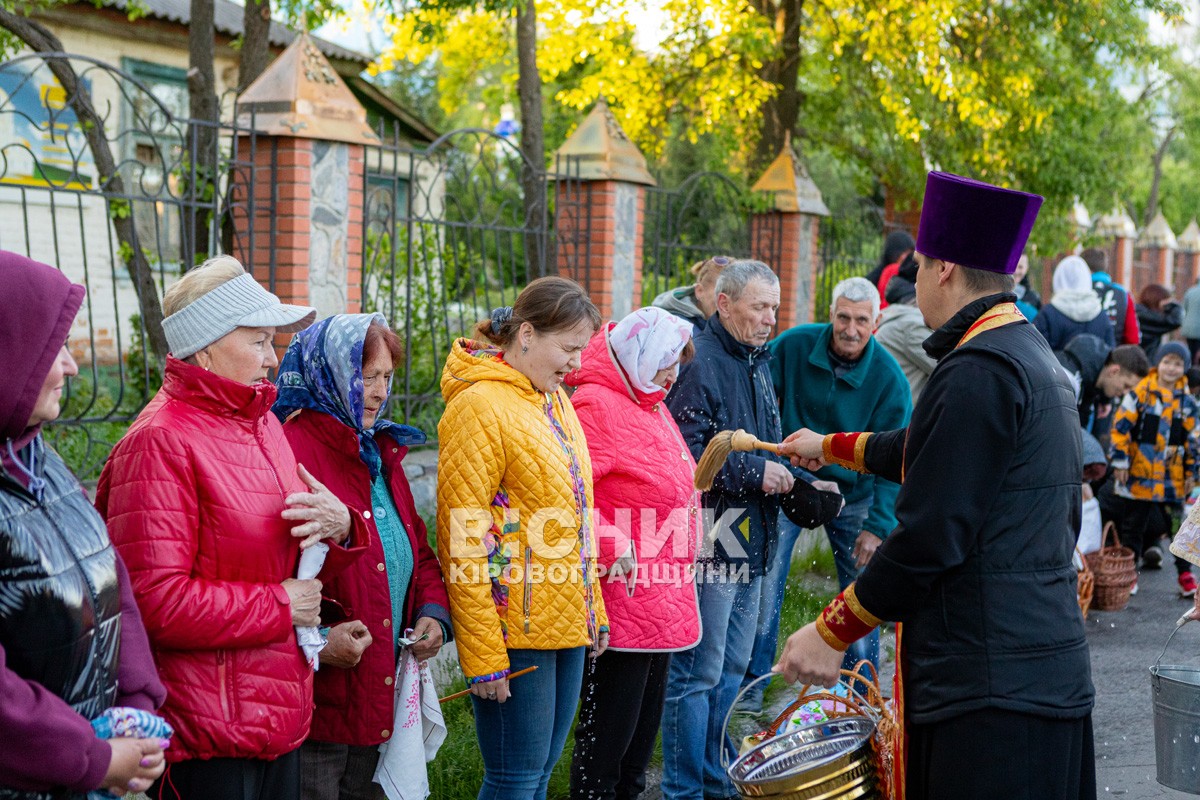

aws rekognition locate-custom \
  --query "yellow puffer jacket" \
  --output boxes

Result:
[437,338,608,683]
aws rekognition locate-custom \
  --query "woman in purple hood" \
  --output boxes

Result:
[0,251,168,799]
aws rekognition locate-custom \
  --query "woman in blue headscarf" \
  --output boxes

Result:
[274,313,451,800]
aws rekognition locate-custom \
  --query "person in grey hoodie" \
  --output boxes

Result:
[1034,254,1115,350]
[875,256,937,402]
[651,255,732,335]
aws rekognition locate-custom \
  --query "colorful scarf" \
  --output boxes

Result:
[274,313,425,476]
[609,307,694,394]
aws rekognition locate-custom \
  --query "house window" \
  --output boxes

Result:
[121,59,188,272]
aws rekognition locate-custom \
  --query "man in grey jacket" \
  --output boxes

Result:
[875,263,937,402]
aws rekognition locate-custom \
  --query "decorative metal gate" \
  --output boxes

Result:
[0,51,275,477]
[361,126,590,435]
[641,172,769,307]
[815,199,907,321]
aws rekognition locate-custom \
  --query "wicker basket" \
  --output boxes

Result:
[1077,548,1094,620]
[1085,521,1136,611]
[725,666,897,800]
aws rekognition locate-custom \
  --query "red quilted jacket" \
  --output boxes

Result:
[566,326,701,652]
[95,358,366,762]
[283,409,451,746]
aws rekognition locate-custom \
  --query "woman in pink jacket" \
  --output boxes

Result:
[566,307,701,800]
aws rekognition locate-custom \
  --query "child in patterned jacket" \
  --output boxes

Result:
[1112,341,1200,596]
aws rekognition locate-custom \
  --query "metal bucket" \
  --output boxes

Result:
[1151,617,1200,794]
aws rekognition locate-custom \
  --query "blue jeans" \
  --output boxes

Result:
[745,499,877,687]
[471,647,586,800]
[661,572,762,800]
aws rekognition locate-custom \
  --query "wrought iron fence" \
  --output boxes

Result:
[360,126,591,436]
[0,51,276,478]
[641,171,768,307]
[815,199,906,321]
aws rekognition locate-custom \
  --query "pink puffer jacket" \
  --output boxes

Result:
[567,325,700,651]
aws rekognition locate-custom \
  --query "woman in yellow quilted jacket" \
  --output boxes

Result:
[437,276,609,800]
[1111,341,1200,596]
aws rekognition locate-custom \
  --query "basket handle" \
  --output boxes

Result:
[1156,617,1194,669]
[1074,546,1092,575]
[761,667,881,737]
[1102,520,1122,550]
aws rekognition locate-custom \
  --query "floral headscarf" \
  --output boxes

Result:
[274,313,425,476]
[609,307,694,394]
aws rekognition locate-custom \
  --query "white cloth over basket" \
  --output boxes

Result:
[1075,497,1102,566]
[373,638,447,800]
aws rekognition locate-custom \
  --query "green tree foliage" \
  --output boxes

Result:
[375,0,1186,254]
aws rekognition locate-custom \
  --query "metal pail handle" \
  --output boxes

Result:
[1155,616,1194,670]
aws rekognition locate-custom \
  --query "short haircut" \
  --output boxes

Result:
[1106,344,1150,377]
[714,259,778,303]
[917,255,1015,294]
[163,255,246,317]
[1080,248,1107,274]
[830,276,880,319]
[363,320,405,367]
[959,265,1015,295]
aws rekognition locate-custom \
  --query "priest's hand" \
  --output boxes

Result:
[773,622,842,687]
[780,429,827,472]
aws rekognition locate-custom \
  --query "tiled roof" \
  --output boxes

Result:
[104,0,371,65]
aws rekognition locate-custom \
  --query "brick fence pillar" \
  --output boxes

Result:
[1096,206,1138,290]
[233,33,377,323]
[1178,220,1200,289]
[1139,211,1177,292]
[749,138,829,329]
[553,99,654,321]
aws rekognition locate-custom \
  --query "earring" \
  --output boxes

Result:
[522,344,528,354]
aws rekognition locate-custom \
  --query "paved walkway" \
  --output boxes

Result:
[1090,560,1200,798]
[642,562,1200,799]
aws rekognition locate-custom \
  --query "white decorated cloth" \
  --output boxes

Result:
[373,634,447,800]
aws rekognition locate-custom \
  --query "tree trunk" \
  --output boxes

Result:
[751,0,802,172]
[0,8,169,362]
[516,0,548,277]
[1145,127,1176,227]
[187,0,220,267]
[239,0,273,92]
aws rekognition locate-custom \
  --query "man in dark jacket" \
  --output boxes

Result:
[740,275,910,704]
[1085,247,1141,346]
[776,172,1096,799]
[662,259,791,800]
[1055,334,1148,434]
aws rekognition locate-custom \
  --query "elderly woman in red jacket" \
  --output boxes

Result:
[97,256,367,800]
[566,306,701,800]
[273,312,450,800]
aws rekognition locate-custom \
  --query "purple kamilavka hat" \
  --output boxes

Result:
[915,171,1043,275]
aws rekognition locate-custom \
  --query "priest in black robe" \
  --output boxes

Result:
[777,171,1095,800]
